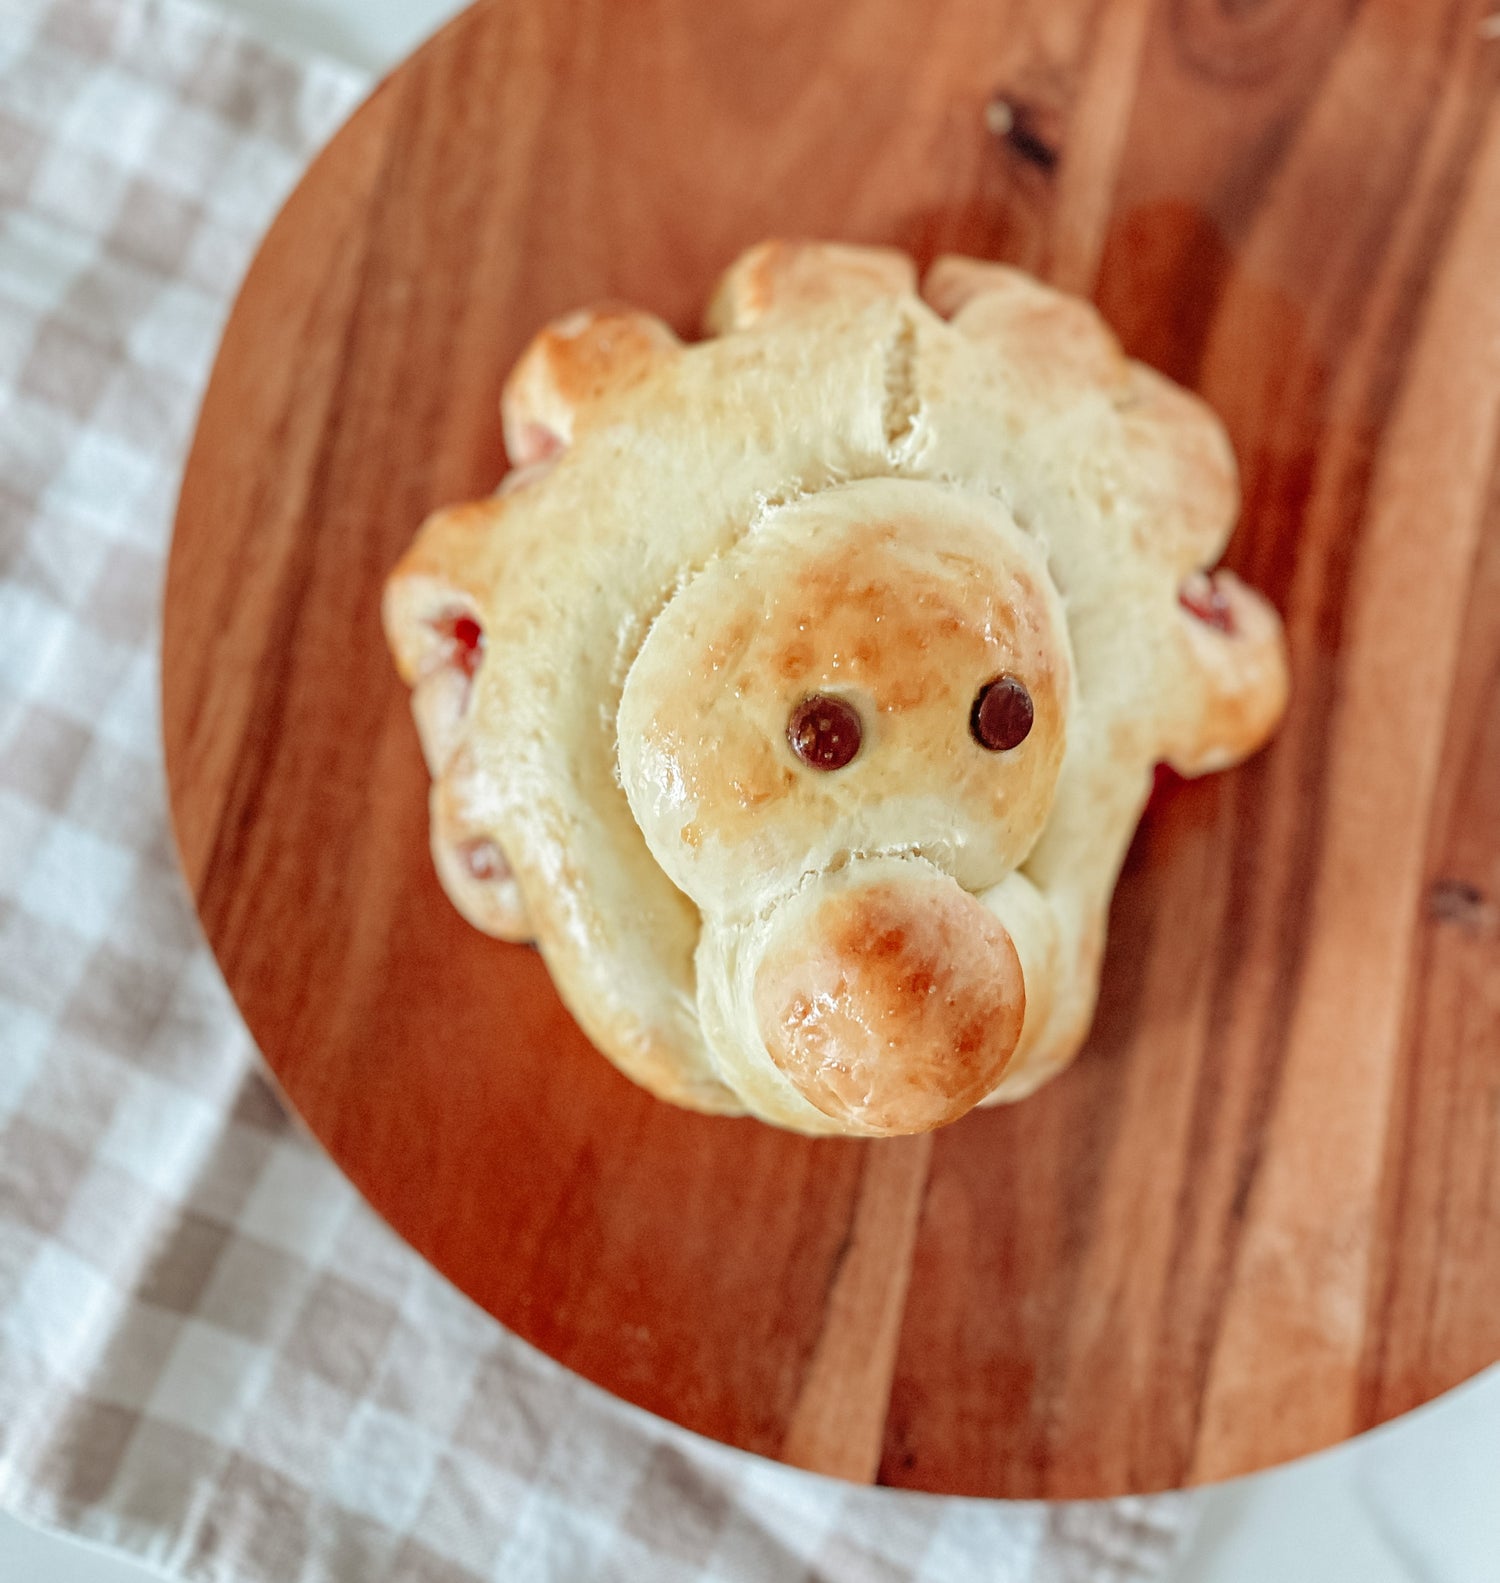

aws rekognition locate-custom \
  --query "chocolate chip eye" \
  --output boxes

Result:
[971,676,1033,752]
[788,694,862,771]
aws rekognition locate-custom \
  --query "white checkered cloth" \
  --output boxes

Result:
[0,1,1198,1577]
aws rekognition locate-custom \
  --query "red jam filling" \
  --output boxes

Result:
[460,838,508,882]
[432,610,485,680]
[516,422,564,467]
[1179,574,1236,635]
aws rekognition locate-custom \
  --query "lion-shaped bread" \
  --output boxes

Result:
[383,241,1288,1137]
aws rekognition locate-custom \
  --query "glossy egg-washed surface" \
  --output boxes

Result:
[754,868,1028,1133]
[619,484,1072,911]
[164,0,1500,1499]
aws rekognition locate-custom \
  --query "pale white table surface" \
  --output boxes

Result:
[5,2,1498,1578]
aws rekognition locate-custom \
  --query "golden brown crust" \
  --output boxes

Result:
[705,239,917,335]
[500,306,679,466]
[754,873,1025,1134]
[924,255,1130,403]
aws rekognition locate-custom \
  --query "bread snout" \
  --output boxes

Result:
[751,863,1025,1133]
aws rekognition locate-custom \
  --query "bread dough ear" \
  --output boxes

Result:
[430,745,532,942]
[382,503,535,941]
[704,240,916,334]
[382,500,500,682]
[923,255,1130,403]
[381,500,504,775]
[500,306,680,466]
[1116,362,1242,569]
[1162,570,1290,777]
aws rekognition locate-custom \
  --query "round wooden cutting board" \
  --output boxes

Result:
[162,0,1500,1498]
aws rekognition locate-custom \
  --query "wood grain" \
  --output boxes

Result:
[780,1135,934,1481]
[162,0,1500,1497]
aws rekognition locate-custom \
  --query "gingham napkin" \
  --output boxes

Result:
[0,2,1198,1578]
